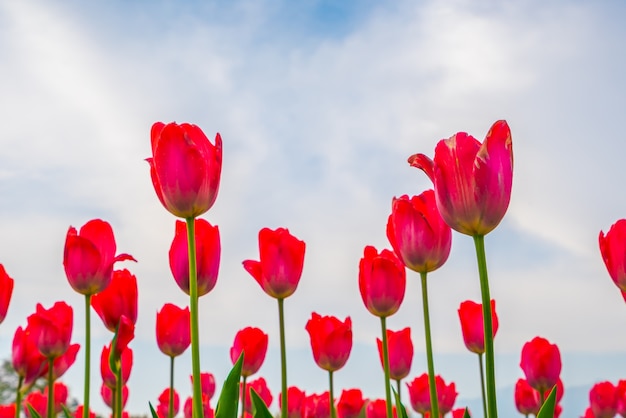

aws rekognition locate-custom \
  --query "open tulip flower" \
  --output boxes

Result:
[27,301,74,360]
[169,219,221,297]
[386,191,452,274]
[520,336,562,398]
[147,121,222,219]
[599,219,626,293]
[91,269,138,333]
[0,264,14,324]
[12,325,48,387]
[301,392,330,418]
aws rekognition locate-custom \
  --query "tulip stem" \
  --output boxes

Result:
[115,360,122,418]
[420,271,439,418]
[329,370,337,418]
[473,234,497,418]
[186,217,203,418]
[277,298,288,418]
[395,379,401,403]
[380,316,393,418]
[14,376,23,418]
[84,294,91,418]
[47,358,54,418]
[539,391,545,407]
[240,375,247,418]
[169,356,175,418]
[478,353,487,418]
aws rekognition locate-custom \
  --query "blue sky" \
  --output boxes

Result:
[1,0,626,416]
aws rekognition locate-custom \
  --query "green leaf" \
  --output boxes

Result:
[250,388,273,418]
[26,404,42,418]
[391,387,408,418]
[537,385,557,418]
[215,352,244,418]
[463,407,471,418]
[61,404,72,418]
[149,401,159,418]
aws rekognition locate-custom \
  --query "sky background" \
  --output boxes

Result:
[1,0,626,416]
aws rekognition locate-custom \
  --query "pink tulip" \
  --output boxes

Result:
[514,378,540,415]
[156,303,191,358]
[358,246,406,318]
[27,301,74,359]
[457,300,499,354]
[409,120,513,236]
[230,327,269,377]
[520,336,562,394]
[306,312,352,372]
[376,327,413,381]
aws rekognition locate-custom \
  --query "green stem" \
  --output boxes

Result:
[478,354,487,418]
[473,234,498,418]
[84,294,91,418]
[380,316,393,418]
[114,360,122,418]
[420,271,439,418]
[329,371,337,418]
[46,358,54,418]
[278,298,288,418]
[186,217,203,418]
[539,391,545,408]
[169,356,175,418]
[396,379,401,403]
[240,375,247,418]
[14,376,23,418]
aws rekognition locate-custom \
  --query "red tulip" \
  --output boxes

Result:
[64,219,135,295]
[514,378,540,415]
[306,312,352,372]
[184,395,213,418]
[407,374,457,415]
[101,383,128,409]
[386,191,452,273]
[590,381,618,418]
[50,343,80,380]
[112,315,135,360]
[243,227,306,299]
[0,405,15,418]
[242,377,272,414]
[301,392,330,418]
[337,389,365,418]
[156,303,191,357]
[599,219,626,292]
[12,326,48,386]
[101,343,133,388]
[190,372,217,400]
[520,336,562,394]
[278,386,306,418]
[91,269,138,332]
[452,409,470,418]
[27,301,74,359]
[555,404,563,418]
[617,379,626,417]
[44,381,68,414]
[230,327,269,377]
[23,391,47,418]
[157,388,180,418]
[358,246,406,318]
[457,299,499,355]
[0,265,14,324]
[147,122,222,218]
[409,120,513,236]
[169,219,221,297]
[581,407,596,418]
[74,406,96,418]
[376,327,413,380]
[366,399,396,418]
[545,378,564,403]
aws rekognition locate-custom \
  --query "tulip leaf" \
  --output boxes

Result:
[61,405,72,418]
[537,385,557,418]
[250,388,273,418]
[149,401,159,418]
[463,407,471,418]
[391,387,408,418]
[26,405,42,418]
[215,352,244,418]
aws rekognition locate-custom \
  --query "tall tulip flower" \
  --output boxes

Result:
[458,299,498,418]
[520,336,562,402]
[306,313,352,418]
[599,219,626,294]
[148,121,222,418]
[409,120,513,417]
[63,219,134,418]
[170,219,220,297]
[376,327,413,399]
[359,245,406,418]
[91,269,138,332]
[0,265,14,325]
[229,326,268,418]
[147,122,222,219]
[243,227,305,418]
[157,304,190,418]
